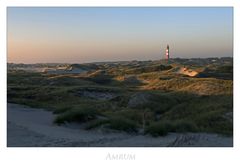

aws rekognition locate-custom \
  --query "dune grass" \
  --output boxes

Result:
[54,105,99,124]
[146,120,198,136]
[7,61,233,135]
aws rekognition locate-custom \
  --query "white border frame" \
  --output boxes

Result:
[0,0,239,164]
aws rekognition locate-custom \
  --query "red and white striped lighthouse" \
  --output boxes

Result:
[165,44,170,61]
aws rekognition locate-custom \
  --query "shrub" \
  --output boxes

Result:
[54,106,98,124]
[216,65,233,73]
[125,65,172,74]
[146,120,198,137]
[172,120,198,133]
[108,116,138,133]
[146,120,173,136]
[87,75,112,84]
[85,119,109,130]
[52,106,71,114]
[195,111,233,135]
[109,109,154,124]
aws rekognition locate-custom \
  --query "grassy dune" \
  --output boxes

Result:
[7,59,233,136]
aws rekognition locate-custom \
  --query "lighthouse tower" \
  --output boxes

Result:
[165,45,170,61]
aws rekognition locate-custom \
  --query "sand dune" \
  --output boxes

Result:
[7,103,232,147]
[173,67,199,77]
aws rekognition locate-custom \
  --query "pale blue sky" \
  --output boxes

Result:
[8,7,233,63]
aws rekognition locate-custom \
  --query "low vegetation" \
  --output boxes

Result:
[7,58,233,136]
[146,120,198,136]
[54,105,99,124]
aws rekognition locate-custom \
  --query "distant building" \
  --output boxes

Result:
[165,45,170,61]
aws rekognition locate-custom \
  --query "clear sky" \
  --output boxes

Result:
[7,7,233,64]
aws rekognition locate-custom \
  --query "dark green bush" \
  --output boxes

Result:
[109,109,154,124]
[108,116,138,133]
[172,120,198,133]
[85,119,109,130]
[125,65,172,74]
[216,65,233,73]
[195,111,233,135]
[53,106,71,114]
[146,120,173,136]
[54,106,98,124]
[146,120,198,137]
[87,75,112,84]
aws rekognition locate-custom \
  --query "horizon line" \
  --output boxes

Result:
[7,56,233,65]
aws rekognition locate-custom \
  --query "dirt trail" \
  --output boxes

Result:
[7,103,233,147]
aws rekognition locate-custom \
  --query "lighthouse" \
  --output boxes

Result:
[165,44,170,61]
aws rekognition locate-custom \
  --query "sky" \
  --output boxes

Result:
[7,7,233,64]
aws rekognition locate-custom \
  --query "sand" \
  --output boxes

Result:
[177,67,198,77]
[7,103,233,147]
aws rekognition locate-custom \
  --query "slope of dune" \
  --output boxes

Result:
[8,103,232,147]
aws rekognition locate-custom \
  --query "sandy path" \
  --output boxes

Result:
[7,103,233,147]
